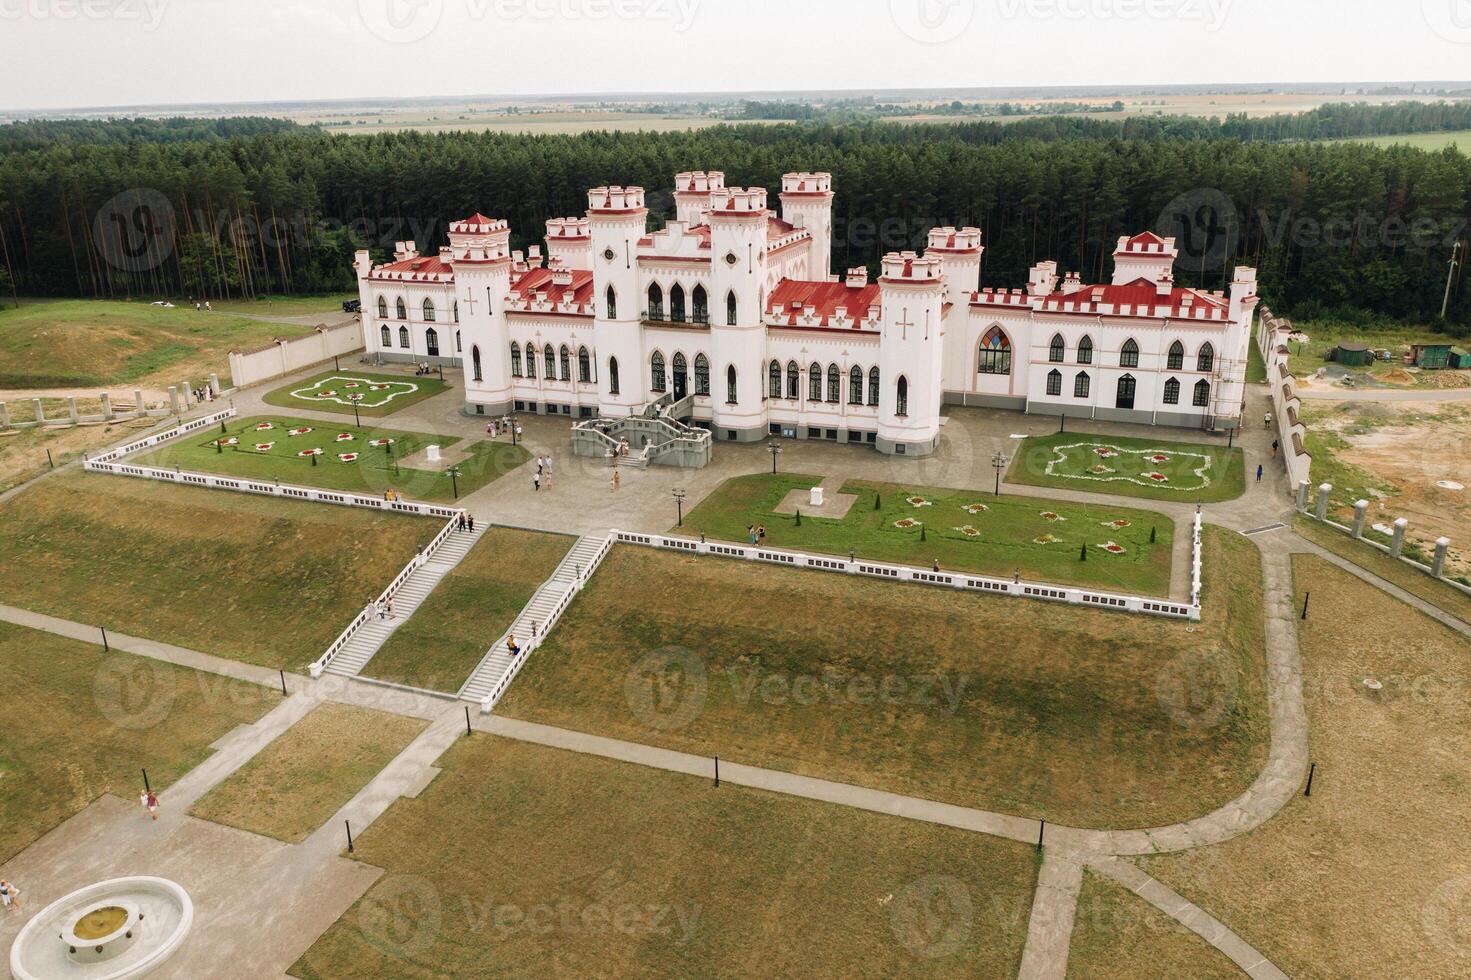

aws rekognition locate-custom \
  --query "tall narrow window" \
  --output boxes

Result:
[1120,338,1140,368]
[808,362,822,401]
[377,296,388,319]
[648,283,664,320]
[422,299,436,322]
[1077,335,1093,365]
[1167,340,1185,371]
[425,328,439,357]
[672,352,688,398]
[396,297,407,320]
[1049,334,1065,363]
[471,345,483,382]
[726,290,738,326]
[1164,377,1181,405]
[978,326,1011,375]
[692,285,708,324]
[544,345,556,379]
[1197,343,1215,373]
[559,345,571,381]
[398,325,409,348]
[1074,372,1090,399]
[455,330,461,352]
[605,286,617,319]
[671,284,687,323]
[1116,374,1137,410]
[380,324,391,347]
[651,352,666,392]
[578,347,591,383]
[786,361,799,399]
[608,357,620,395]
[453,301,459,323]
[868,367,880,406]
[1193,379,1211,407]
[525,342,536,379]
[827,364,841,403]
[896,376,909,416]
[768,361,781,399]
[849,366,863,404]
[1046,369,1062,396]
[694,354,709,396]
[510,342,522,377]
[726,365,737,404]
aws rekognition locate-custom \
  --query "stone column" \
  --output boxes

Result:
[1296,480,1310,510]
[0,402,8,429]
[67,396,79,423]
[1315,483,1332,521]
[100,393,113,420]
[32,398,44,424]
[180,382,192,408]
[168,386,181,415]
[209,373,221,396]
[1390,518,1409,558]
[133,389,145,416]
[1352,500,1369,538]
[1433,538,1451,578]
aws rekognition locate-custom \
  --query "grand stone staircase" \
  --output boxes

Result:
[457,534,609,705]
[570,393,712,469]
[323,522,488,678]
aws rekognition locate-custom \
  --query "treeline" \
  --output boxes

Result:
[0,116,302,155]
[0,111,1466,327]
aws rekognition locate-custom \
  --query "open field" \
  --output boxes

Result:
[1006,432,1245,504]
[1292,518,1471,622]
[208,294,356,317]
[364,527,573,692]
[1340,128,1471,151]
[1285,321,1469,389]
[1300,401,1471,578]
[1142,556,1471,977]
[0,300,285,389]
[0,622,272,864]
[262,370,450,418]
[498,528,1266,829]
[680,473,1175,596]
[290,736,1038,979]
[1067,870,1238,979]
[0,473,437,670]
[132,415,529,503]
[0,416,159,494]
[190,702,425,844]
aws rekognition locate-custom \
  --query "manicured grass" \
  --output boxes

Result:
[190,702,426,844]
[209,294,356,317]
[1006,432,1245,503]
[1246,334,1268,384]
[0,473,438,670]
[1143,556,1471,977]
[0,622,273,863]
[363,527,574,692]
[1292,517,1471,622]
[1068,870,1239,979]
[262,370,450,418]
[498,528,1268,829]
[681,473,1175,596]
[290,736,1038,979]
[0,300,283,388]
[132,415,530,503]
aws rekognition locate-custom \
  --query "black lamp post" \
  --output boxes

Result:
[350,393,362,429]
[448,464,462,500]
[768,442,783,475]
[992,451,1010,498]
[509,415,520,447]
[673,488,687,527]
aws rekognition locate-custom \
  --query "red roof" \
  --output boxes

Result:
[510,267,595,306]
[639,224,713,249]
[767,215,799,240]
[373,255,454,279]
[1043,278,1225,317]
[1122,231,1167,248]
[767,278,880,328]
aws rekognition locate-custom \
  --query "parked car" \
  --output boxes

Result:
[343,299,362,314]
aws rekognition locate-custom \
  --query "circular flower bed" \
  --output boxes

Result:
[963,503,990,515]
[906,496,933,508]
[369,438,397,448]
[893,518,922,529]
[952,525,981,538]
[254,422,274,431]
[1148,453,1171,464]
[1093,447,1119,459]
[288,427,314,437]
[1034,534,1061,545]
[1088,465,1115,475]
[1040,511,1066,522]
[336,432,355,442]
[337,453,360,463]
[254,442,275,452]
[216,437,238,447]
[1144,472,1169,483]
[297,448,323,458]
[1101,519,1133,529]
[1099,541,1127,554]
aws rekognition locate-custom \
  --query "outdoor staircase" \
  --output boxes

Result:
[324,522,488,678]
[458,534,608,704]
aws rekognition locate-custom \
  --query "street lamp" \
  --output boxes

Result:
[768,442,783,475]
[350,393,363,428]
[673,488,687,527]
[991,451,1010,497]
[448,464,462,500]
[509,414,520,447]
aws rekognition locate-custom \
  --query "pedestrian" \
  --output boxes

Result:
[757,525,766,545]
[747,524,756,545]
[534,470,542,492]
[457,513,465,532]
[0,880,19,912]
[543,455,553,489]
[1256,464,1264,483]
[146,790,160,820]
[1264,411,1273,429]
[377,599,387,620]
[933,559,941,573]
[612,469,621,492]
[467,514,475,532]
[386,597,395,619]
[365,598,377,621]
[507,634,521,658]
[516,424,524,441]
[1272,439,1279,458]
[205,300,212,313]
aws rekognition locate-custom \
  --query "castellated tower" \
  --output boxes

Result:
[779,172,834,279]
[587,186,648,415]
[544,217,592,270]
[673,171,725,226]
[877,251,945,457]
[448,214,514,412]
[707,187,770,441]
[924,227,983,302]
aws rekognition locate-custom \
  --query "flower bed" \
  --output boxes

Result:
[337,453,360,463]
[254,422,274,432]
[369,438,396,448]
[1034,534,1061,545]
[1040,512,1066,522]
[297,448,323,458]
[216,437,239,447]
[1042,442,1216,492]
[963,503,990,515]
[288,427,314,437]
[1098,541,1127,554]
[893,518,922,529]
[254,442,275,452]
[1101,519,1133,529]
[952,525,981,538]
[906,496,933,508]
[336,433,355,443]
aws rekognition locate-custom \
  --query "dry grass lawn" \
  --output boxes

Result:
[1141,556,1471,977]
[497,528,1268,829]
[0,622,273,863]
[0,416,159,493]
[1293,517,1471,624]
[290,736,1038,979]
[1067,870,1238,979]
[364,527,574,692]
[0,473,438,670]
[190,701,426,844]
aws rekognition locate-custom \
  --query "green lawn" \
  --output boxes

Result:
[208,294,356,317]
[363,527,574,691]
[132,415,530,503]
[290,736,1039,979]
[0,299,284,388]
[0,473,438,670]
[262,370,450,418]
[683,473,1175,596]
[498,528,1268,829]
[1246,333,1268,384]
[190,702,426,844]
[1006,432,1245,504]
[0,622,273,863]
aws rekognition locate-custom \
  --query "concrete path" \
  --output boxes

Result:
[1297,385,1471,401]
[1287,535,1471,637]
[1018,853,1084,980]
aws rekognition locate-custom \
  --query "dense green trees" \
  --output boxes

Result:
[0,104,1466,329]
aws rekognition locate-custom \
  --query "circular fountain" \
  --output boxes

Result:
[9,877,192,980]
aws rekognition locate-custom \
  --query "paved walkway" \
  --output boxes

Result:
[1297,385,1471,401]
[1018,854,1083,980]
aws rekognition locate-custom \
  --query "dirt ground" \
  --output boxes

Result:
[1313,401,1471,576]
[0,416,159,493]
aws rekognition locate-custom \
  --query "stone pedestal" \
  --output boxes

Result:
[180,381,192,407]
[1315,483,1332,521]
[168,386,181,415]
[427,445,441,463]
[1352,500,1369,538]
[1390,518,1409,558]
[133,390,145,416]
[209,373,221,396]
[67,396,79,423]
[1433,538,1451,578]
[810,486,825,507]
[1296,480,1310,510]
[0,401,8,429]
[32,398,44,424]
[100,393,113,419]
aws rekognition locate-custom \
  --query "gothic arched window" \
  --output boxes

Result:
[726,365,737,404]
[648,283,664,320]
[868,367,880,406]
[978,326,1011,375]
[396,297,407,320]
[692,285,708,324]
[510,342,522,377]
[726,290,738,326]
[1046,369,1062,396]
[422,299,436,322]
[1194,379,1211,407]
[849,365,863,404]
[786,361,799,399]
[1077,335,1094,365]
[896,375,909,416]
[1197,342,1215,373]
[559,345,571,381]
[608,356,620,395]
[694,354,709,396]
[1164,377,1181,405]
[808,362,823,401]
[768,360,782,399]
[670,284,687,323]
[1049,334,1065,363]
[578,347,591,383]
[398,325,409,348]
[1120,338,1140,368]
[827,364,841,403]
[651,351,666,392]
[1167,340,1185,371]
[471,345,483,382]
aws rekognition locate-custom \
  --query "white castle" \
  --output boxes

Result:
[355,171,1259,457]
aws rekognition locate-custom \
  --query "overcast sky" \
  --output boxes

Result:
[2,0,1470,112]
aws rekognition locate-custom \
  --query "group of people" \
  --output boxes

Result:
[191,385,215,404]
[747,525,767,546]
[413,362,435,376]
[455,512,476,533]
[371,596,395,620]
[533,455,554,492]
[0,879,19,912]
[193,300,213,312]
[485,418,524,441]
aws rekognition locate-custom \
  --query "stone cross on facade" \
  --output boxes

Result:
[462,290,479,316]
[895,308,914,340]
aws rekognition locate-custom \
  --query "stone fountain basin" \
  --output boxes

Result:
[9,877,191,980]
